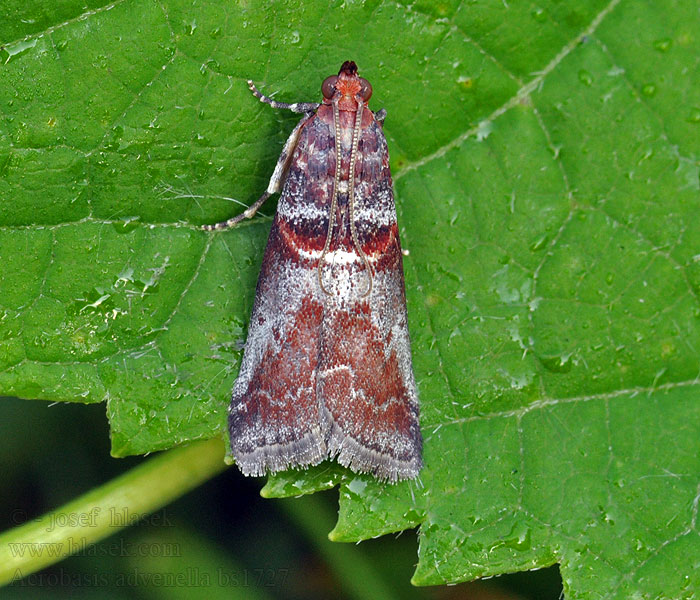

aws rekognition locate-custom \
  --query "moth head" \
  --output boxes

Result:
[322,61,372,109]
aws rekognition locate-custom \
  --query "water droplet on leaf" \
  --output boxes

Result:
[457,75,474,90]
[578,70,593,86]
[113,215,140,234]
[2,39,38,64]
[530,235,548,252]
[531,7,547,22]
[538,353,573,373]
[653,38,672,52]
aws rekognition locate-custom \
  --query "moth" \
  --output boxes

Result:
[204,61,421,482]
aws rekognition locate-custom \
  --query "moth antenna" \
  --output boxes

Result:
[318,98,373,297]
[347,100,373,297]
[317,100,343,294]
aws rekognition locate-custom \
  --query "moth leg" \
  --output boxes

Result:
[248,80,320,114]
[375,108,387,125]
[202,113,313,231]
[201,192,271,231]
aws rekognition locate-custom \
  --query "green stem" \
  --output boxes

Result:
[279,494,402,600]
[0,437,228,587]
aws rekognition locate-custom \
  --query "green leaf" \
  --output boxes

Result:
[1,1,699,598]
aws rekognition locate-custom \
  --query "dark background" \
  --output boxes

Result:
[1,396,563,599]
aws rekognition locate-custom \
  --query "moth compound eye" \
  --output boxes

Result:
[359,78,372,101]
[322,76,338,99]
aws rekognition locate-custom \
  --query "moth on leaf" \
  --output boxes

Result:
[204,62,421,482]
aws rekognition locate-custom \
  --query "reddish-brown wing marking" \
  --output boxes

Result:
[227,114,334,476]
[317,114,421,481]
[204,62,421,481]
